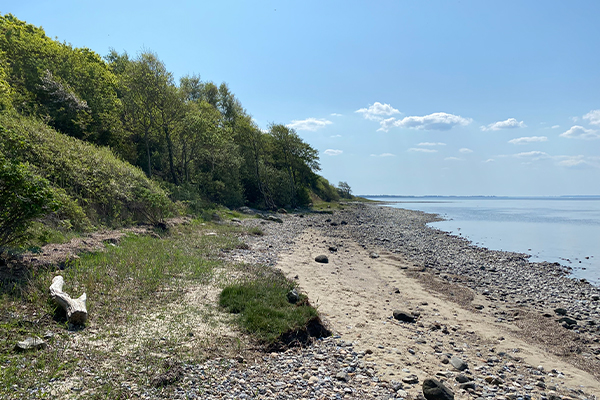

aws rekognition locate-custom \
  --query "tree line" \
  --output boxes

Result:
[0,13,348,219]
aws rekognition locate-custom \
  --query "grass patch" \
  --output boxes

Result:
[219,270,329,349]
[248,227,264,236]
[0,219,249,398]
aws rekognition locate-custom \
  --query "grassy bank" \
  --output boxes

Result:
[0,216,320,399]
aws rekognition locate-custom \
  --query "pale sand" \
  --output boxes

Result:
[275,228,600,396]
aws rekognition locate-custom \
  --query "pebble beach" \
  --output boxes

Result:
[147,203,600,400]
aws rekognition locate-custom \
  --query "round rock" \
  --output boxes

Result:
[315,255,329,263]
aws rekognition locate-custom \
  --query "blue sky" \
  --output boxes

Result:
[4,1,600,195]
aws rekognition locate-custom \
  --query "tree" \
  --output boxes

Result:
[0,151,60,248]
[268,124,320,207]
[337,181,352,199]
[118,51,181,180]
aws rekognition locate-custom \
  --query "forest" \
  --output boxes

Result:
[0,14,350,250]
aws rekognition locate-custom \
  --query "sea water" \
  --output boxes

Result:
[365,196,600,286]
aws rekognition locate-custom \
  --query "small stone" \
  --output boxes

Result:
[328,246,338,252]
[308,376,319,385]
[369,252,380,259]
[402,374,419,384]
[449,356,468,371]
[287,289,299,304]
[557,316,577,326]
[15,337,46,352]
[336,371,350,382]
[455,374,470,383]
[422,378,454,400]
[393,310,416,323]
[554,308,567,316]
[459,381,476,390]
[315,255,329,263]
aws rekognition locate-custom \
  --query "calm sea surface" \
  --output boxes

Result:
[365,196,600,286]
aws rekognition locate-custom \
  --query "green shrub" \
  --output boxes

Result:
[0,113,171,227]
[0,150,60,248]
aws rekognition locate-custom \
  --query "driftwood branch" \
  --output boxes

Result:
[49,275,87,325]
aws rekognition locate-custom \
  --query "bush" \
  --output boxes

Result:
[0,151,60,248]
[0,113,171,228]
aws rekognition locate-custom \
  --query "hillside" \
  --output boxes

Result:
[0,13,348,250]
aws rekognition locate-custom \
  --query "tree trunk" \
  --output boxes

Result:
[49,275,87,325]
[145,128,152,178]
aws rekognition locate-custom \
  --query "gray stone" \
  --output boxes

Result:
[335,371,350,382]
[459,381,476,390]
[15,337,46,352]
[554,308,567,316]
[315,255,329,263]
[450,356,468,371]
[287,289,299,304]
[369,252,380,259]
[455,374,470,383]
[393,310,416,323]
[402,374,419,384]
[422,378,454,400]
[237,206,255,215]
[266,215,283,223]
[557,316,577,326]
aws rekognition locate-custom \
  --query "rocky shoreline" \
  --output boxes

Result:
[144,203,600,399]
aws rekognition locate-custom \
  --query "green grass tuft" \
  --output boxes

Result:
[219,273,319,344]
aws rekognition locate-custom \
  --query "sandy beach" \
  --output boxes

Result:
[229,203,600,399]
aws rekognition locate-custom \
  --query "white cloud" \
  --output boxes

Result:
[508,136,548,145]
[370,153,396,157]
[408,148,437,153]
[355,102,401,121]
[571,116,579,122]
[481,118,526,131]
[560,125,600,140]
[330,113,343,117]
[484,159,495,163]
[583,109,600,126]
[330,134,342,138]
[323,149,343,156]
[380,112,472,132]
[514,151,550,160]
[418,142,446,146]
[556,155,588,168]
[459,148,473,153]
[377,117,398,132]
[445,157,463,161]
[551,125,560,129]
[554,155,600,169]
[287,118,332,131]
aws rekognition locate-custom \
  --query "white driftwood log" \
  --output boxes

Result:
[49,275,87,325]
